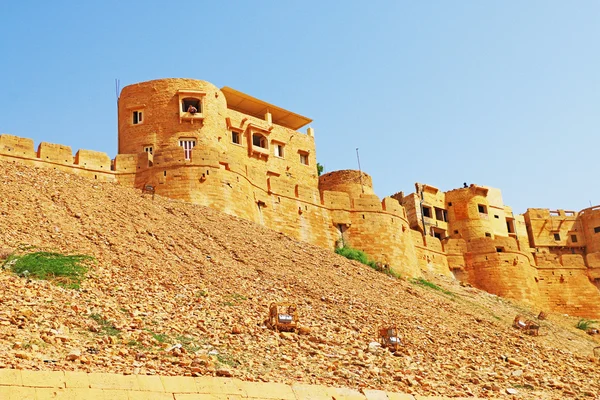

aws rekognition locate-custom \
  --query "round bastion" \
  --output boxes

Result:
[318,170,375,198]
[118,78,228,156]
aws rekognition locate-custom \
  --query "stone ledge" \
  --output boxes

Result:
[0,369,495,400]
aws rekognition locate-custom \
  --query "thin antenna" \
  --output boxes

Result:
[115,79,120,103]
[115,79,120,155]
[356,148,364,194]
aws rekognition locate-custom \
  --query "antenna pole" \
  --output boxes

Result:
[356,148,364,194]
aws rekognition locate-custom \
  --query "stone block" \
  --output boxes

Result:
[6,385,36,400]
[63,371,90,388]
[136,374,166,392]
[385,393,415,400]
[291,383,330,399]
[362,389,389,400]
[193,377,246,397]
[88,373,140,391]
[21,370,65,388]
[160,375,197,393]
[326,386,366,400]
[0,368,23,386]
[238,381,295,400]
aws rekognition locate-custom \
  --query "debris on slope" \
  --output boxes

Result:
[0,160,599,399]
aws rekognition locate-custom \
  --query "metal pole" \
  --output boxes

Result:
[356,148,364,194]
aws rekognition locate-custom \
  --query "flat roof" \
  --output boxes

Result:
[221,86,312,131]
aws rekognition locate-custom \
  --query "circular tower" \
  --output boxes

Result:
[118,78,228,156]
[318,170,374,198]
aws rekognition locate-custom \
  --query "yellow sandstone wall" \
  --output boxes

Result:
[1,77,599,316]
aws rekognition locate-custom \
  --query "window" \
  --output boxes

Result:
[571,235,578,243]
[274,144,284,158]
[478,204,487,214]
[182,98,201,114]
[231,131,240,145]
[299,152,309,165]
[448,202,453,206]
[132,111,143,125]
[422,206,432,218]
[553,233,561,241]
[595,227,600,234]
[252,134,267,149]
[434,207,447,221]
[143,146,153,155]
[179,139,196,160]
[496,247,504,253]
[485,232,491,238]
[494,215,499,219]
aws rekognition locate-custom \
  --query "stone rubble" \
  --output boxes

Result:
[0,160,599,400]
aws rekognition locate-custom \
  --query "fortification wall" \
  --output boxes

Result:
[537,267,600,317]
[0,134,117,182]
[463,238,542,307]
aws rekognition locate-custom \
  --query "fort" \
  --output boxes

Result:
[1,77,599,318]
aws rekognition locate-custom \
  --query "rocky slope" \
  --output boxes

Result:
[0,160,599,399]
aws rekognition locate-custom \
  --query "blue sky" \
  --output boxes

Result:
[1,1,598,213]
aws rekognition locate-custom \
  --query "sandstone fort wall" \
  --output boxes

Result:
[2,77,600,317]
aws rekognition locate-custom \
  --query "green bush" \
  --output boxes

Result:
[576,319,598,331]
[411,277,454,297]
[335,246,378,269]
[2,251,93,289]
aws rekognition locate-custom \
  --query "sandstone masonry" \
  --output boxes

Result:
[1,78,599,317]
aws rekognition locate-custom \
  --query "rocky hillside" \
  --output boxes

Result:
[0,160,599,399]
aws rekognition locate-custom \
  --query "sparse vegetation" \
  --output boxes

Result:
[2,250,94,289]
[335,246,378,269]
[89,313,121,336]
[576,319,598,331]
[411,277,455,297]
[335,245,401,279]
[317,162,324,176]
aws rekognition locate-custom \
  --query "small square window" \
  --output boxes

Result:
[553,233,561,241]
[494,215,499,219]
[422,206,432,218]
[133,111,143,125]
[453,230,459,234]
[182,98,201,114]
[485,232,491,237]
[299,153,309,165]
[143,146,153,155]
[595,227,600,234]
[571,235,578,243]
[231,131,240,145]
[478,204,487,214]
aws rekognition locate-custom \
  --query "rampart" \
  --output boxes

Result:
[2,77,600,317]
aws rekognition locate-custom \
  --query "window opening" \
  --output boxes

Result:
[133,111,143,125]
[595,227,600,234]
[478,204,487,214]
[179,139,196,160]
[422,206,432,218]
[144,146,153,155]
[506,219,515,233]
[252,134,267,149]
[274,144,284,158]
[299,153,309,165]
[182,98,201,114]
[553,233,561,241]
[485,232,491,238]
[434,207,446,221]
[494,215,499,219]
[496,247,505,253]
[231,131,240,145]
[571,235,578,243]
